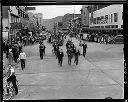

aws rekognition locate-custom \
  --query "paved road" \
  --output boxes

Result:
[3,36,124,99]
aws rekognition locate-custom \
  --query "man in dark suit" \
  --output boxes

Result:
[82,42,87,57]
[58,49,64,67]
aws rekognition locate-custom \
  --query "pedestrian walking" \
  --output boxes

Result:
[58,49,64,67]
[39,43,45,59]
[82,42,87,57]
[56,45,59,59]
[67,45,73,65]
[8,49,14,65]
[74,48,80,65]
[19,50,26,70]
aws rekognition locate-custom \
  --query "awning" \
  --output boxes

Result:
[82,27,123,31]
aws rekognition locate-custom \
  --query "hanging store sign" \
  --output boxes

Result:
[10,23,22,29]
[10,6,19,16]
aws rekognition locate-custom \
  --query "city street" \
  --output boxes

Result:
[3,36,124,99]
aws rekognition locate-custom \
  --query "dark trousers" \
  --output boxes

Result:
[7,75,18,94]
[83,50,86,57]
[13,55,17,63]
[68,55,72,65]
[74,56,79,65]
[3,48,6,53]
[58,58,63,66]
[6,51,9,58]
[20,59,25,70]
[40,49,44,59]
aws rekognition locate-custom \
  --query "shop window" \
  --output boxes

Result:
[112,25,115,28]
[115,25,118,28]
[93,18,96,24]
[97,17,100,24]
[105,25,110,28]
[114,13,118,22]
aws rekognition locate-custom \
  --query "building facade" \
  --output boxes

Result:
[89,4,123,29]
[2,6,30,40]
[81,5,89,27]
[2,6,21,40]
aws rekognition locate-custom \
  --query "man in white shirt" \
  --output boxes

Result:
[19,50,26,70]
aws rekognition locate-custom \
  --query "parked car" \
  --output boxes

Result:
[108,35,123,44]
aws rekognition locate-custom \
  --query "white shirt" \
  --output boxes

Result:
[19,52,26,59]
[7,67,15,77]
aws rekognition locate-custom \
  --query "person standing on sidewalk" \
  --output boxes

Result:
[58,49,64,67]
[3,40,6,53]
[82,42,87,57]
[7,64,18,95]
[19,50,26,70]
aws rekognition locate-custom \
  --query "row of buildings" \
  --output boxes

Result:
[2,6,43,41]
[56,4,123,36]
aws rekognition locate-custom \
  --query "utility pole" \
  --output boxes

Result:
[8,7,11,43]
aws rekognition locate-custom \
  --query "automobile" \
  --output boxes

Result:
[108,35,123,44]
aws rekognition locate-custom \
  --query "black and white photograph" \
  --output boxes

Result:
[2,4,125,100]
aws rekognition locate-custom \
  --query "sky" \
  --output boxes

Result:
[29,5,82,19]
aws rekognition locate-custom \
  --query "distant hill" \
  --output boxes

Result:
[43,16,63,31]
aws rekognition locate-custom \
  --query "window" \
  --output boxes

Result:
[97,17,100,24]
[114,13,118,22]
[93,18,96,24]
[11,15,13,23]
[105,25,110,28]
[115,25,118,28]
[111,14,113,23]
[101,26,104,28]
[105,15,108,24]
[109,15,110,23]
[121,25,123,28]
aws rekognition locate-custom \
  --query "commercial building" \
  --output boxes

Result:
[81,5,89,27]
[2,6,30,40]
[2,6,21,40]
[89,4,123,29]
